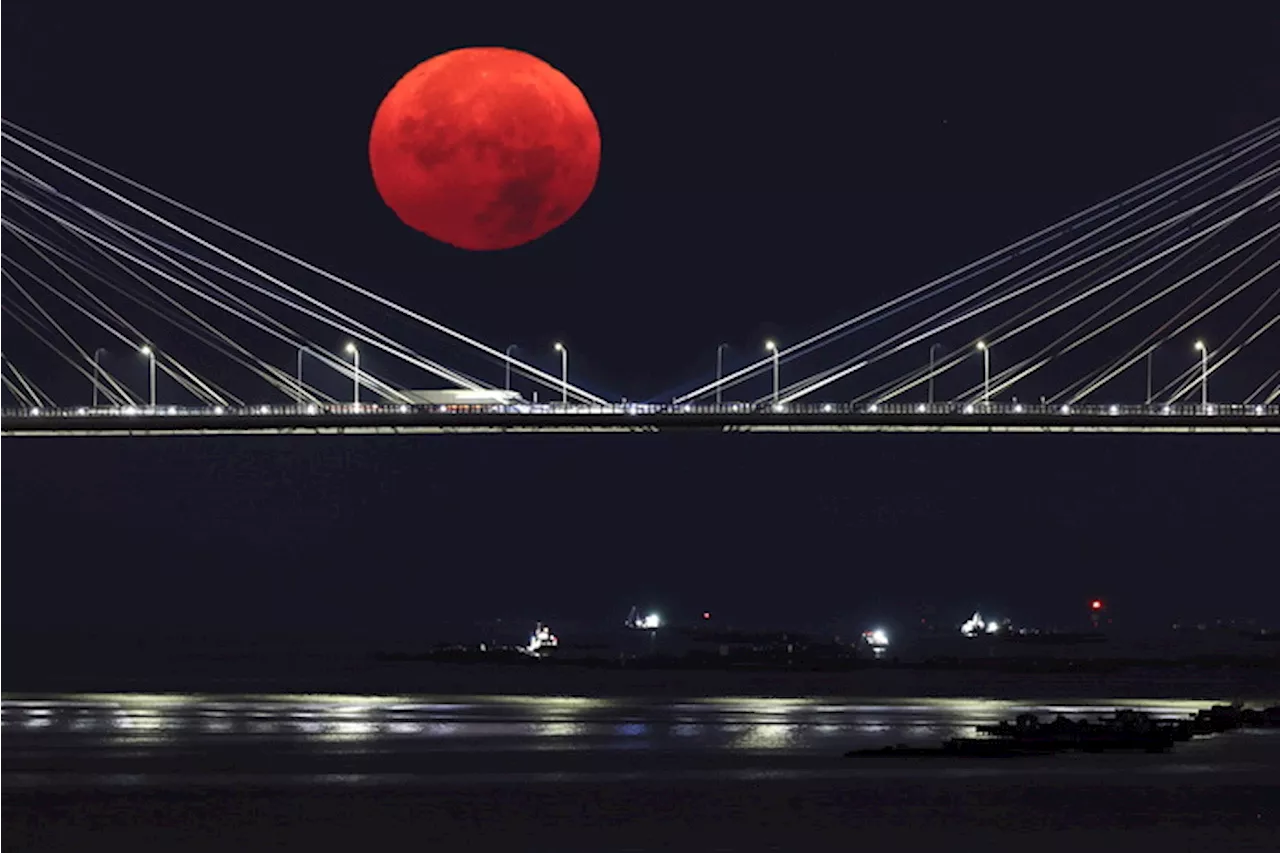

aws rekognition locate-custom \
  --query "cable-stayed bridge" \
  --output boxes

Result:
[2,118,1278,437]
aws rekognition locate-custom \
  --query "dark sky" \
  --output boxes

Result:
[2,4,1279,643]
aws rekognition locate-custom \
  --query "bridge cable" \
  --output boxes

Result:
[670,119,1280,403]
[771,175,1280,405]
[1,125,610,405]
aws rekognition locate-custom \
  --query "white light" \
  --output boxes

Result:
[641,613,661,629]
[1161,405,1171,415]
[1060,404,1071,414]
[764,340,776,352]
[139,345,152,356]
[258,405,270,414]
[1194,340,1205,352]
[167,406,177,415]
[961,612,986,637]
[986,621,1000,634]
[976,341,986,351]
[553,342,564,353]
[1013,404,1023,413]
[345,343,358,354]
[123,406,138,416]
[822,403,833,413]
[1108,405,1119,416]
[76,407,87,415]
[1256,406,1265,415]
[1206,405,1216,416]
[305,404,318,415]
[868,403,879,413]
[963,404,974,414]
[398,404,409,414]
[916,404,926,413]
[681,404,691,413]
[869,629,889,647]
[213,406,225,415]
[29,407,40,416]
[772,403,783,412]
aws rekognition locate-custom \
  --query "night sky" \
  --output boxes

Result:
[3,5,1279,647]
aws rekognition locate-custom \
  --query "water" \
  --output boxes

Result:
[5,693,1279,850]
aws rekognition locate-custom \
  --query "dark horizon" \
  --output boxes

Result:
[3,6,1279,649]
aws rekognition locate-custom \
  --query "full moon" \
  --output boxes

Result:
[369,47,601,251]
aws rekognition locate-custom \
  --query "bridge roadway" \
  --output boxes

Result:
[3,402,1279,436]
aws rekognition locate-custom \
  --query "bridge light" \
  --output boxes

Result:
[963,404,974,414]
[1194,340,1205,352]
[916,404,926,413]
[1013,404,1024,413]
[77,408,87,415]
[29,407,40,416]
[214,406,225,415]
[1257,406,1266,415]
[1161,405,1171,415]
[398,404,409,414]
[822,403,832,413]
[976,341,986,351]
[764,340,777,353]
[139,345,152,356]
[1108,405,1119,416]
[305,404,318,415]
[1060,405,1071,414]
[868,403,879,413]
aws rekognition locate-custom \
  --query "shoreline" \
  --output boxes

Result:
[6,662,1280,703]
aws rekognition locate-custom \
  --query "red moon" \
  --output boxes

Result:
[369,47,601,251]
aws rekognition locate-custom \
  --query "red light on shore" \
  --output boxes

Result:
[1091,599,1103,610]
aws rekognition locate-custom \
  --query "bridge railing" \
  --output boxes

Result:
[3,402,1277,418]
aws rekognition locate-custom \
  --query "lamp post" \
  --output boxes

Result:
[716,343,729,406]
[296,345,311,405]
[553,342,567,404]
[928,342,942,406]
[345,342,360,405]
[505,344,518,392]
[976,341,990,407]
[1146,346,1155,406]
[1194,340,1208,409]
[765,340,779,407]
[139,345,156,407]
[92,347,107,407]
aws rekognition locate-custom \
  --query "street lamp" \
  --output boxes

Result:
[553,342,568,404]
[1146,345,1156,406]
[92,347,107,407]
[139,345,156,407]
[976,341,990,407]
[928,342,942,406]
[345,342,360,405]
[765,340,779,407]
[716,343,729,406]
[1194,340,1208,409]
[296,345,311,405]
[505,344,518,392]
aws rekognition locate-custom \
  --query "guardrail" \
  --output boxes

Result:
[3,401,1277,419]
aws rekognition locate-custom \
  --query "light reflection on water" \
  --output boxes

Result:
[0,694,1240,754]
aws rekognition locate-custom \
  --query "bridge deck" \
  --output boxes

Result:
[3,404,1278,436]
